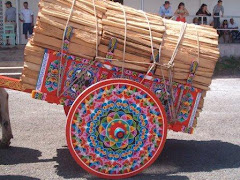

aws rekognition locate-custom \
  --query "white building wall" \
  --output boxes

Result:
[0,0,3,45]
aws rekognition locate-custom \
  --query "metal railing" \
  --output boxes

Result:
[169,15,240,43]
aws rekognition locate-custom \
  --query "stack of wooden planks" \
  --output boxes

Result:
[22,0,219,120]
[22,0,107,89]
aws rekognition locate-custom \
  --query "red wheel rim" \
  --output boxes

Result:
[66,79,167,179]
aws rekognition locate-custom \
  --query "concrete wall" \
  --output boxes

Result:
[219,44,240,57]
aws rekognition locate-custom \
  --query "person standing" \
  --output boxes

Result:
[19,2,34,40]
[174,2,189,23]
[159,1,173,19]
[4,1,16,45]
[213,0,224,29]
[196,4,211,25]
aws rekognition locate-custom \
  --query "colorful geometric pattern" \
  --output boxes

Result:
[35,49,202,134]
[46,60,60,92]
[177,93,194,122]
[66,79,167,179]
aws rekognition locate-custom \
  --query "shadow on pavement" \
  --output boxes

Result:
[0,175,40,180]
[0,146,52,165]
[53,139,240,179]
[53,146,189,180]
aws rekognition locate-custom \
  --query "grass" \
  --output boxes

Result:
[214,56,240,77]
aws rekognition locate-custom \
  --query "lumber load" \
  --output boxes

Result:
[22,0,219,126]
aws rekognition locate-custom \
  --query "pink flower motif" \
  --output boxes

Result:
[125,70,132,76]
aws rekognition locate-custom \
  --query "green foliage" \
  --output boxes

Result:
[214,56,240,77]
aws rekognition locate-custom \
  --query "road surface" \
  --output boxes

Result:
[0,79,240,180]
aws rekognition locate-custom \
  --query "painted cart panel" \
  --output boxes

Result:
[33,49,202,134]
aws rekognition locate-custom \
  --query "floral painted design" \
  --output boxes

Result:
[45,60,59,92]
[64,62,98,99]
[69,82,165,175]
[177,93,194,122]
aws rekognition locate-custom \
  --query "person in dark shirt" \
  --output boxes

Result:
[4,1,16,45]
[196,4,211,25]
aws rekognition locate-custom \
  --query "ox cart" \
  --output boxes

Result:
[0,46,205,179]
[0,0,219,179]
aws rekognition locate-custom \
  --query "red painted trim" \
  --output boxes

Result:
[66,79,168,179]
[64,106,70,116]
[0,75,32,93]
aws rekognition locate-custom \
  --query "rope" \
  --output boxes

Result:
[60,0,99,96]
[140,11,156,83]
[60,59,96,97]
[156,19,175,121]
[96,56,152,65]
[157,21,187,123]
[158,18,166,64]
[57,0,76,97]
[142,11,155,64]
[160,65,173,121]
[95,56,181,69]
[92,0,98,57]
[120,4,127,78]
[169,22,187,122]
[168,22,187,68]
[194,25,200,63]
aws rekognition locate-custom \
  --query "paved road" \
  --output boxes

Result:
[1,79,240,180]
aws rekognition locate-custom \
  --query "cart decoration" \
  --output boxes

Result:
[33,48,202,135]
[0,0,219,179]
[66,79,168,178]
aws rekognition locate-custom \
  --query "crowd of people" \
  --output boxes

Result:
[159,0,240,43]
[2,0,240,45]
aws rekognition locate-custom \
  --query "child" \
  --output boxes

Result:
[220,20,231,43]
[174,2,189,23]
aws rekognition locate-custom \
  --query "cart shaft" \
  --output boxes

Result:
[0,75,31,93]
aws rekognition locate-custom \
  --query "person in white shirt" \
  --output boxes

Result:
[228,18,240,42]
[19,2,34,40]
[228,18,238,29]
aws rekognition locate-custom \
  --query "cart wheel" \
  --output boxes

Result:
[66,79,167,179]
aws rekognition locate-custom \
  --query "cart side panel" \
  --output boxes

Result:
[32,49,202,134]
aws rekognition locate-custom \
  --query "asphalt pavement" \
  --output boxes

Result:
[0,78,240,180]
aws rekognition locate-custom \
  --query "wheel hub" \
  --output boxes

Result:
[115,128,125,139]
[106,119,130,143]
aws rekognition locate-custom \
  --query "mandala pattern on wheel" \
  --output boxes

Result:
[67,80,167,177]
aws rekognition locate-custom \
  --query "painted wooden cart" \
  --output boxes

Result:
[0,35,202,179]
